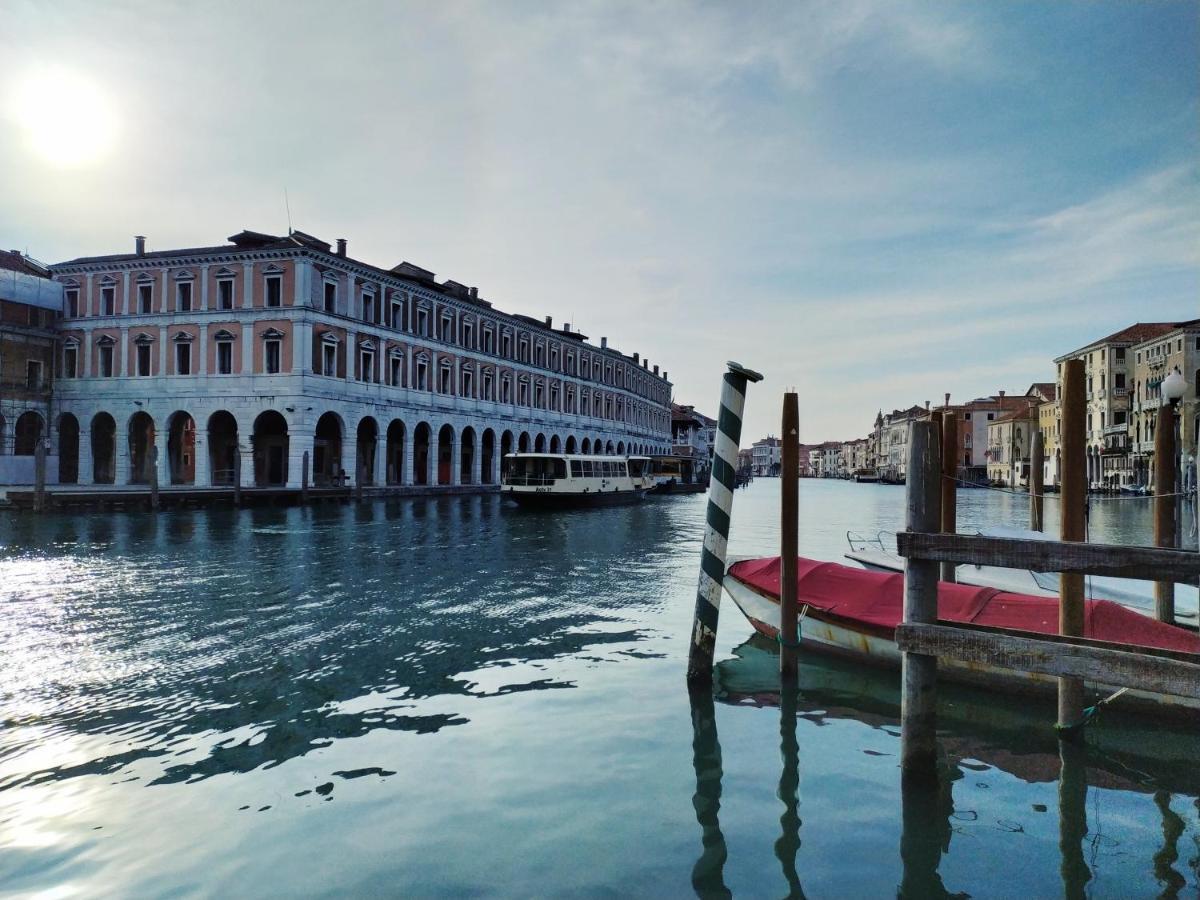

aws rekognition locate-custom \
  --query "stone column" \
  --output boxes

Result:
[119,329,129,377]
[82,332,92,378]
[77,430,94,485]
[430,431,440,486]
[161,269,169,313]
[193,428,210,488]
[243,263,255,309]
[198,327,208,376]
[288,430,314,489]
[200,264,210,310]
[85,273,94,317]
[158,326,168,376]
[121,272,130,315]
[403,424,415,485]
[239,444,256,488]
[118,424,133,485]
[293,321,312,375]
[451,430,461,486]
[375,432,387,486]
[471,435,482,485]
[491,438,501,485]
[156,436,171,487]
[241,323,254,374]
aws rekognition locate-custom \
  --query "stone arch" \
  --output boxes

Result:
[549,434,561,454]
[253,410,289,487]
[57,413,80,483]
[581,437,591,454]
[314,411,344,486]
[91,412,117,484]
[565,435,577,454]
[14,411,44,456]
[207,410,238,486]
[534,432,547,453]
[437,423,455,485]
[413,421,432,486]
[356,416,379,486]
[127,411,155,483]
[500,429,514,480]
[605,440,615,455]
[481,428,496,484]
[386,419,405,485]
[518,431,531,453]
[617,440,625,455]
[460,426,476,485]
[166,410,196,485]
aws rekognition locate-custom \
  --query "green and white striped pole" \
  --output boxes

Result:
[687,361,763,687]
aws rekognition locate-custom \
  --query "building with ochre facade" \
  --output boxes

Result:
[49,230,673,491]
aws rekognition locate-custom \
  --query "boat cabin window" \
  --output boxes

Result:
[569,459,628,478]
[628,458,648,477]
[508,456,567,484]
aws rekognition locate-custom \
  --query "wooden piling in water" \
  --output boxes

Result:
[301,451,310,505]
[1058,358,1086,732]
[33,440,46,513]
[356,460,365,502]
[780,392,800,683]
[1030,431,1045,532]
[686,361,763,687]
[940,408,957,583]
[900,419,941,780]
[1153,403,1177,624]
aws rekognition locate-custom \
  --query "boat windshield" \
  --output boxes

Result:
[506,456,567,485]
[627,457,649,477]
[569,459,628,479]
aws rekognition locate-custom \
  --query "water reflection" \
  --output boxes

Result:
[688,688,730,899]
[0,496,682,793]
[775,687,805,899]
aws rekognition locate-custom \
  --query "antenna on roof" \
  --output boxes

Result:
[284,188,293,234]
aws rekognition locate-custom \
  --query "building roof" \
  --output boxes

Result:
[1056,322,1180,360]
[0,249,50,277]
[0,250,64,310]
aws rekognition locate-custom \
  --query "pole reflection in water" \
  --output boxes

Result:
[898,764,960,899]
[1152,790,1187,897]
[775,686,805,899]
[689,688,731,899]
[1059,737,1091,899]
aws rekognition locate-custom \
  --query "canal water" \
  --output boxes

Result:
[0,479,1196,897]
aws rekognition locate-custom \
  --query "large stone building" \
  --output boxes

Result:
[0,251,63,483]
[752,436,781,476]
[47,230,673,490]
[1129,319,1200,489]
[671,403,716,474]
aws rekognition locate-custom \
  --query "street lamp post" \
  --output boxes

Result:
[1163,370,1187,546]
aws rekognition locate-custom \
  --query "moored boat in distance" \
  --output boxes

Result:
[648,454,709,494]
[501,453,654,508]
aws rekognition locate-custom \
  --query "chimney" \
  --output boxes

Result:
[643,360,648,369]
[944,392,950,408]
[134,235,146,256]
[544,315,552,328]
[336,238,347,257]
[664,371,668,381]
[469,286,478,300]
[654,364,660,376]
[600,336,608,349]
[563,322,570,333]
[633,352,639,363]
[999,390,1005,401]
[924,400,930,411]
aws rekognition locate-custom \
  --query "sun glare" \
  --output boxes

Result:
[11,66,117,168]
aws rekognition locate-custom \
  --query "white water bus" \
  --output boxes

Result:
[501,453,655,508]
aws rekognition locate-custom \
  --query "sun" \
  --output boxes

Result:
[10,66,118,168]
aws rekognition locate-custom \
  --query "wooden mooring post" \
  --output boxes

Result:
[301,450,310,505]
[233,451,243,507]
[780,391,800,683]
[1030,430,1045,532]
[1153,402,1177,624]
[33,439,46,513]
[940,405,957,583]
[1058,358,1086,732]
[900,419,941,780]
[686,361,763,687]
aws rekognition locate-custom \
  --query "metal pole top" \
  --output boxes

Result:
[726,361,764,383]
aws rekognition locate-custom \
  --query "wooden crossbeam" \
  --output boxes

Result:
[895,622,1200,700]
[897,532,1200,586]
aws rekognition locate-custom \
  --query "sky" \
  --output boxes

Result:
[2,0,1197,443]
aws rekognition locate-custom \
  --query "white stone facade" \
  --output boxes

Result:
[48,230,673,490]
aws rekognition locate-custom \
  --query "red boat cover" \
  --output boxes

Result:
[728,557,1200,654]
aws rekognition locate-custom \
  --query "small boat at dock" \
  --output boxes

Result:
[648,455,708,494]
[722,555,1200,716]
[501,453,653,508]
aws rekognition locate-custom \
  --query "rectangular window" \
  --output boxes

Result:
[139,284,153,314]
[323,344,337,376]
[177,282,192,312]
[390,355,402,386]
[359,350,374,382]
[265,340,281,374]
[217,341,233,375]
[66,289,79,317]
[99,344,114,377]
[266,276,282,308]
[26,360,42,389]
[217,279,234,310]
[176,342,191,375]
[324,282,336,313]
[391,299,403,329]
[137,344,152,376]
[102,287,115,315]
[1115,347,1125,362]
[64,346,78,378]
[1115,372,1125,389]
[362,292,374,322]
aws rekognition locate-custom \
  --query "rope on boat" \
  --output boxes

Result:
[777,604,809,649]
